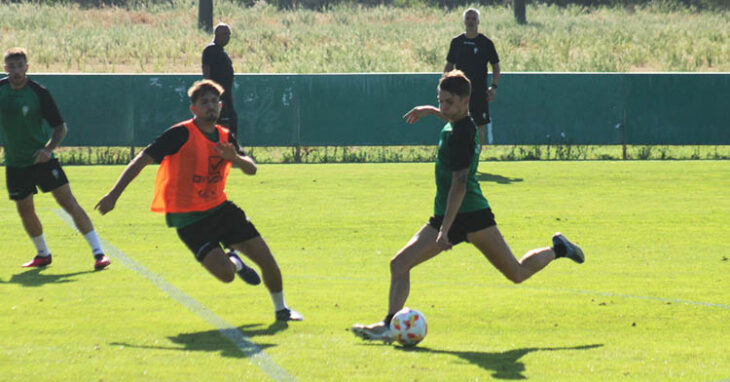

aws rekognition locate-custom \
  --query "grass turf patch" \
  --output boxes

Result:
[0,161,728,380]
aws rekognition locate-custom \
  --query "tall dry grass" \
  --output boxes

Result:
[1,1,727,73]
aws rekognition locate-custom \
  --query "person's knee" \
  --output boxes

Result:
[390,256,410,278]
[504,269,527,284]
[201,247,236,283]
[219,270,236,283]
[55,194,79,213]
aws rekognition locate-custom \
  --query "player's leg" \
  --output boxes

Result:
[51,184,93,234]
[352,224,442,341]
[226,250,261,285]
[43,160,109,267]
[16,194,54,267]
[469,227,585,285]
[231,236,302,321]
[220,202,301,321]
[200,245,237,283]
[468,226,553,283]
[227,108,238,141]
[8,164,52,267]
[50,182,110,269]
[231,237,281,293]
[470,90,490,145]
[218,99,238,139]
[15,194,42,238]
[486,122,493,145]
[388,224,443,315]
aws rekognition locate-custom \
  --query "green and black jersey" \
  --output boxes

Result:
[0,77,64,167]
[434,116,489,216]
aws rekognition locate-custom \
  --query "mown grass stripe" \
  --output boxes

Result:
[286,274,730,310]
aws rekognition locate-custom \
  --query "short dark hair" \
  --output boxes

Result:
[4,47,28,63]
[187,79,224,104]
[439,70,471,98]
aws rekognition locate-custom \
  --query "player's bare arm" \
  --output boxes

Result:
[95,152,154,214]
[403,105,447,124]
[33,123,67,164]
[437,168,469,250]
[488,62,501,102]
[215,142,257,175]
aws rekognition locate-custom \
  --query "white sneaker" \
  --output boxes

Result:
[275,308,303,321]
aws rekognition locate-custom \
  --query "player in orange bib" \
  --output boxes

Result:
[95,80,302,322]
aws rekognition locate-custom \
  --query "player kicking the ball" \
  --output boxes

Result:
[96,80,302,322]
[352,71,583,341]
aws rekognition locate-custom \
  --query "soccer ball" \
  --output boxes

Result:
[389,307,427,347]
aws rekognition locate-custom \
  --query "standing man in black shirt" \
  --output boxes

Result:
[445,8,501,146]
[202,22,237,140]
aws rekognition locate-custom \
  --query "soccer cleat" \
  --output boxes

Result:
[351,321,394,343]
[94,254,111,270]
[553,233,585,264]
[276,308,304,322]
[227,251,261,285]
[22,254,52,268]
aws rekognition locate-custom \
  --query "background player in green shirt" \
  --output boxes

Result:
[352,71,584,342]
[0,48,109,269]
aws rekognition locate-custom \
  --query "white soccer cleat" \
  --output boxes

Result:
[351,322,394,343]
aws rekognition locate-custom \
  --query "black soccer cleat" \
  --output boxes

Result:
[227,251,261,285]
[553,233,585,264]
[276,308,303,322]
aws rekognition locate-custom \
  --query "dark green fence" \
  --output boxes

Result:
[4,73,729,147]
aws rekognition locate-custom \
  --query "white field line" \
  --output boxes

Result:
[54,210,295,382]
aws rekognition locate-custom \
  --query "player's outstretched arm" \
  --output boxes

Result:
[215,142,257,175]
[403,105,446,124]
[95,152,154,215]
[488,62,501,102]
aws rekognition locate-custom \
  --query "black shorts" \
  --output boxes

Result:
[5,159,69,201]
[469,89,490,126]
[428,208,497,245]
[176,202,260,262]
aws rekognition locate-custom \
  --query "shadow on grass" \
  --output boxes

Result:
[365,342,602,379]
[0,267,97,287]
[110,321,289,359]
[477,172,524,184]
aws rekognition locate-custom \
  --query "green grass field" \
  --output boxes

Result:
[1,161,728,380]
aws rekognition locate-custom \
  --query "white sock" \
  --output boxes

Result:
[487,122,494,145]
[270,291,287,312]
[31,234,51,257]
[83,230,104,256]
[229,254,243,271]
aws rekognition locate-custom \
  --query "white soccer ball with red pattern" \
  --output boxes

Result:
[389,307,427,347]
